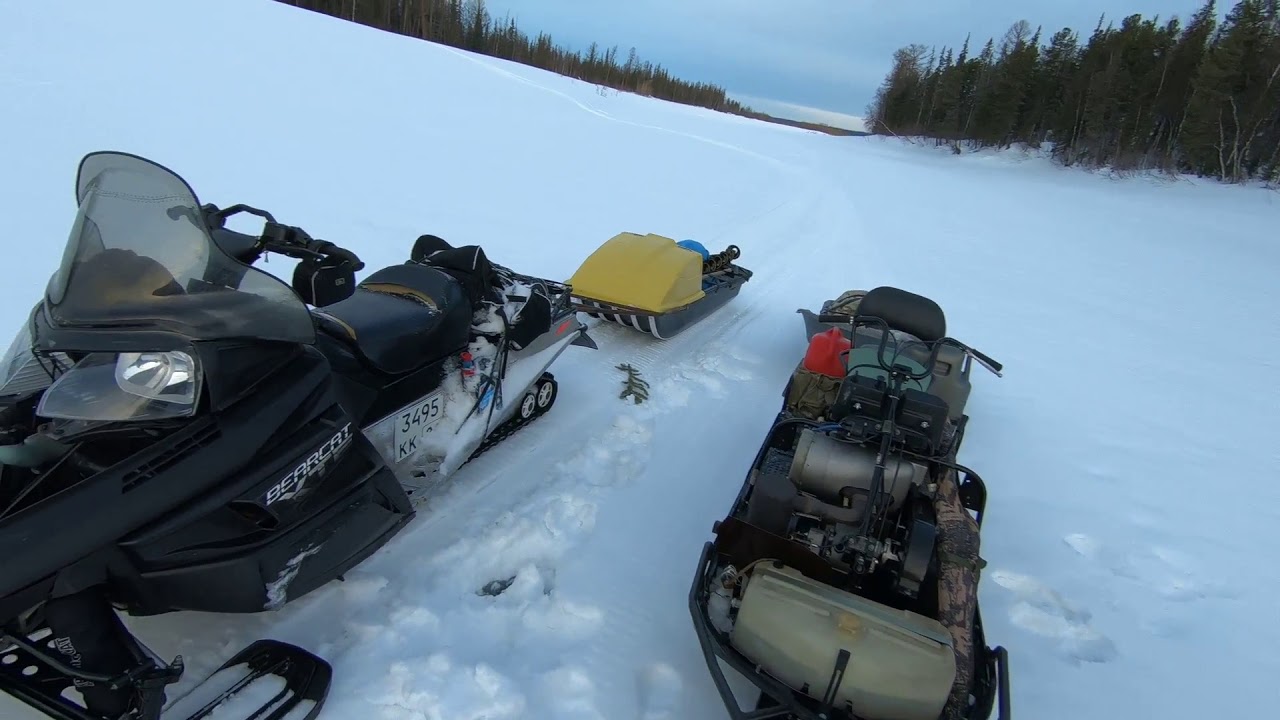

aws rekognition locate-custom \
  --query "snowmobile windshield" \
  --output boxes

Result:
[854,325,928,360]
[42,152,316,345]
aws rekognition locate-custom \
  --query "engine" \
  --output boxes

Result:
[703,426,961,720]
[743,427,939,597]
[706,426,960,720]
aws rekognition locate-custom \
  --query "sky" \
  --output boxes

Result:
[479,0,1223,131]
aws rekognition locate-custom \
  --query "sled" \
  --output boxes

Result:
[688,286,1012,720]
[0,151,595,720]
[568,232,752,339]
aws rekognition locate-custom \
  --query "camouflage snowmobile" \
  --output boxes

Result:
[688,286,1012,720]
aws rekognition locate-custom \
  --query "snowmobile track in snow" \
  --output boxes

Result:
[584,298,761,373]
[339,302,774,718]
[494,313,774,718]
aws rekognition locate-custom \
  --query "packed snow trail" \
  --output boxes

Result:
[4,2,1280,720]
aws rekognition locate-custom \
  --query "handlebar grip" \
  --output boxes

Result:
[312,240,364,270]
[971,348,1003,375]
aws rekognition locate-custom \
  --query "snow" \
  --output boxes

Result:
[265,545,325,611]
[2,0,1279,719]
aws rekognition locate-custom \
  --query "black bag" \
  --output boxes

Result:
[421,244,501,306]
[292,255,355,307]
[505,286,552,349]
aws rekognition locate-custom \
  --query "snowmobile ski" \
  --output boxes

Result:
[0,632,330,720]
[160,640,331,720]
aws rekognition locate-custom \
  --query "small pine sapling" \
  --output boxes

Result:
[616,363,650,404]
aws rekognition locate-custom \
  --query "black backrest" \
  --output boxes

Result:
[411,234,452,263]
[415,243,501,306]
[855,286,946,343]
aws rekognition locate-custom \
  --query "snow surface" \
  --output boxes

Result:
[3,0,1280,718]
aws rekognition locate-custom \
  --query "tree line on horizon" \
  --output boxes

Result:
[865,0,1280,183]
[273,0,752,116]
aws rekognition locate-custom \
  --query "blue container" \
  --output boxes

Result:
[677,239,710,260]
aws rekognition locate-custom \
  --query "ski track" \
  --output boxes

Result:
[982,525,1245,672]
[329,174,822,715]
[312,315,769,719]
[452,181,840,719]
[541,331,770,720]
[437,45,811,176]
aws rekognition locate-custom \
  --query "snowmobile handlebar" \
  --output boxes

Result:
[258,221,365,270]
[817,313,1003,377]
[966,345,1003,376]
[202,203,365,271]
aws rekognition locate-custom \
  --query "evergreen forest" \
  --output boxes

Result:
[274,0,750,116]
[865,1,1280,182]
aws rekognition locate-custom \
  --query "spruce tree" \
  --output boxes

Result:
[868,0,1280,183]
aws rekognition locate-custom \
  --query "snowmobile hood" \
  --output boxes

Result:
[39,151,316,350]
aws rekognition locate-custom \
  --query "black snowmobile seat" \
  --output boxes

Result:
[855,286,947,343]
[311,264,473,375]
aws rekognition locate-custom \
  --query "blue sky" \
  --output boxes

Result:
[480,0,1221,130]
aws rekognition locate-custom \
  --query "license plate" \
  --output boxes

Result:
[393,391,444,461]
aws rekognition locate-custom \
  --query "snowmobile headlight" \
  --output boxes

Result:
[36,350,202,422]
[113,351,198,404]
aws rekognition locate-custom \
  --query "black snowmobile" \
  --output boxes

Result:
[0,151,596,720]
[688,286,1012,720]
